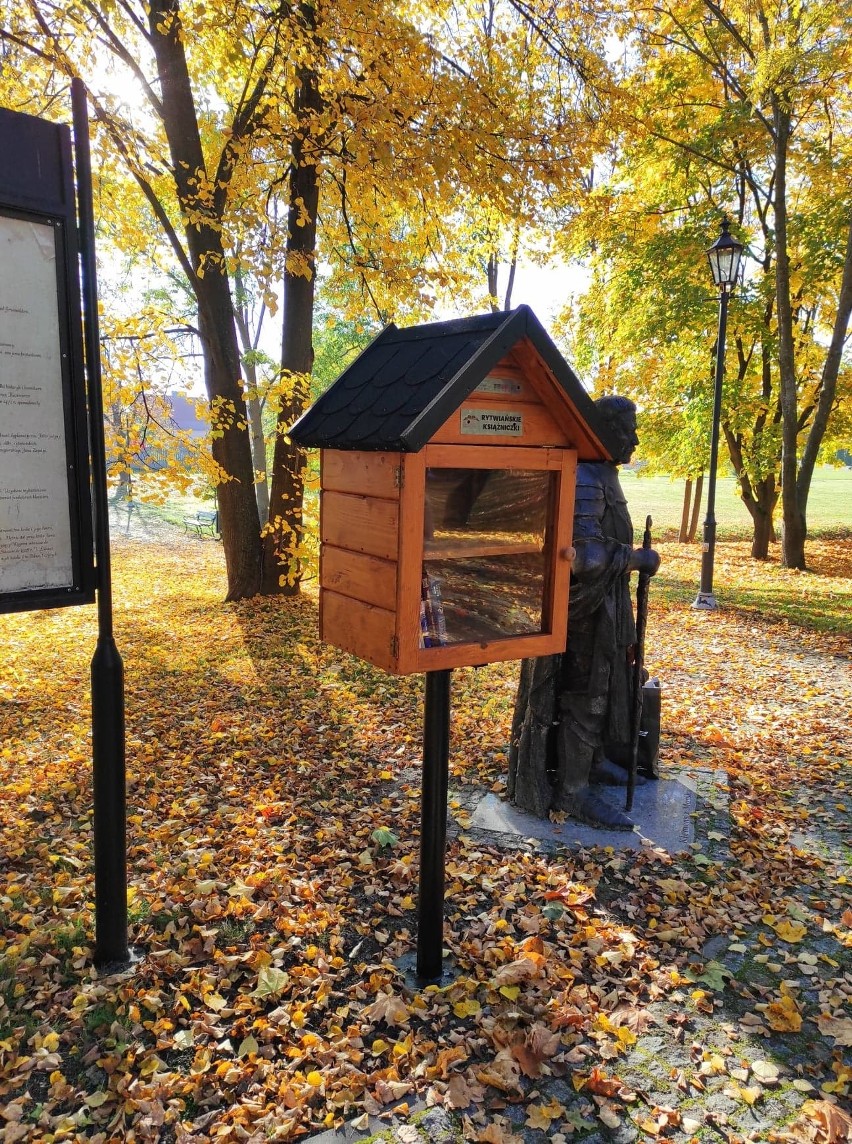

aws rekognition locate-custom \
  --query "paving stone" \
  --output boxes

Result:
[701,934,730,959]
[611,1126,639,1144]
[416,1108,458,1142]
[705,1090,738,1116]
[541,1079,576,1104]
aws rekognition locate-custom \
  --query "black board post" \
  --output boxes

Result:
[416,668,451,983]
[71,79,128,965]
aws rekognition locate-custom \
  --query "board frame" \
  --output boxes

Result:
[0,106,95,613]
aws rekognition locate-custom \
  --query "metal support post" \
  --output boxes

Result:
[416,669,451,983]
[693,287,729,611]
[72,79,128,964]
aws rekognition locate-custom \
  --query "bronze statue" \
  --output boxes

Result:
[508,396,660,829]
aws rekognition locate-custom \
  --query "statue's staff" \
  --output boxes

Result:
[626,515,653,812]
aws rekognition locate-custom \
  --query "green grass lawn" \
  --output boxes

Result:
[122,466,851,543]
[621,464,852,540]
[112,467,850,638]
[108,488,219,533]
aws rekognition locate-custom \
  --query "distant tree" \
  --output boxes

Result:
[310,297,379,397]
[4,0,615,595]
[233,262,279,522]
[553,0,852,566]
[99,308,215,501]
[0,0,299,595]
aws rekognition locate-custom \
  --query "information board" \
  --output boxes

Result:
[0,215,76,592]
[0,107,94,613]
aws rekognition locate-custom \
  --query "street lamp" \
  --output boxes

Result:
[693,217,744,610]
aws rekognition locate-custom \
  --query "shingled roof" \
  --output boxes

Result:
[289,305,610,454]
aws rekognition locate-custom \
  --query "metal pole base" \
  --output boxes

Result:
[692,591,720,611]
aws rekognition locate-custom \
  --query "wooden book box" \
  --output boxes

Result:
[289,306,612,674]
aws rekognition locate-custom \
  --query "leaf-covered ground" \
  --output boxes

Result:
[0,534,849,1143]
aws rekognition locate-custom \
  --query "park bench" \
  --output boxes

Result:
[183,509,220,539]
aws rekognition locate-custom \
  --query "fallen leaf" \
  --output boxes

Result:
[475,1122,520,1144]
[765,994,803,1032]
[772,919,808,943]
[251,966,290,1000]
[526,1097,566,1130]
[578,1067,622,1097]
[697,960,732,991]
[364,991,410,1027]
[394,1128,421,1144]
[815,1014,852,1046]
[598,1102,621,1128]
[476,1051,523,1094]
[492,958,540,987]
[751,1060,780,1084]
[798,1099,852,1143]
[453,998,481,1018]
[446,1073,475,1109]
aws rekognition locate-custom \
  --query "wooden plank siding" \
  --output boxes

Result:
[321,449,401,499]
[311,329,596,673]
[430,360,572,448]
[320,591,398,673]
[320,491,399,561]
[320,545,397,610]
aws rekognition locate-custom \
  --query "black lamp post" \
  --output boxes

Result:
[693,217,744,610]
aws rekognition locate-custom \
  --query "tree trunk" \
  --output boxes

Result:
[678,477,704,543]
[261,4,322,595]
[678,479,692,543]
[795,212,852,534]
[487,253,499,312]
[741,472,779,560]
[233,296,271,521]
[749,505,774,560]
[109,403,133,500]
[503,224,519,310]
[772,101,807,570]
[723,426,778,559]
[687,473,703,541]
[196,298,263,599]
[149,0,262,598]
[247,391,270,522]
[750,473,778,560]
[486,242,519,312]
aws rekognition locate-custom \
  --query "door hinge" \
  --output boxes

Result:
[390,635,399,659]
[394,464,404,489]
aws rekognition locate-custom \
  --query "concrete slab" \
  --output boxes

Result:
[304,1099,431,1144]
[469,775,697,853]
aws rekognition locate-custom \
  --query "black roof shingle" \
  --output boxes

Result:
[289,305,610,455]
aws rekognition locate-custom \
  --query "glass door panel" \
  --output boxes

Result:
[421,468,553,646]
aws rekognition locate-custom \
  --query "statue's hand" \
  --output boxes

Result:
[571,538,611,581]
[629,547,661,576]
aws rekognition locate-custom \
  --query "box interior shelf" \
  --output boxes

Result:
[423,537,543,560]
